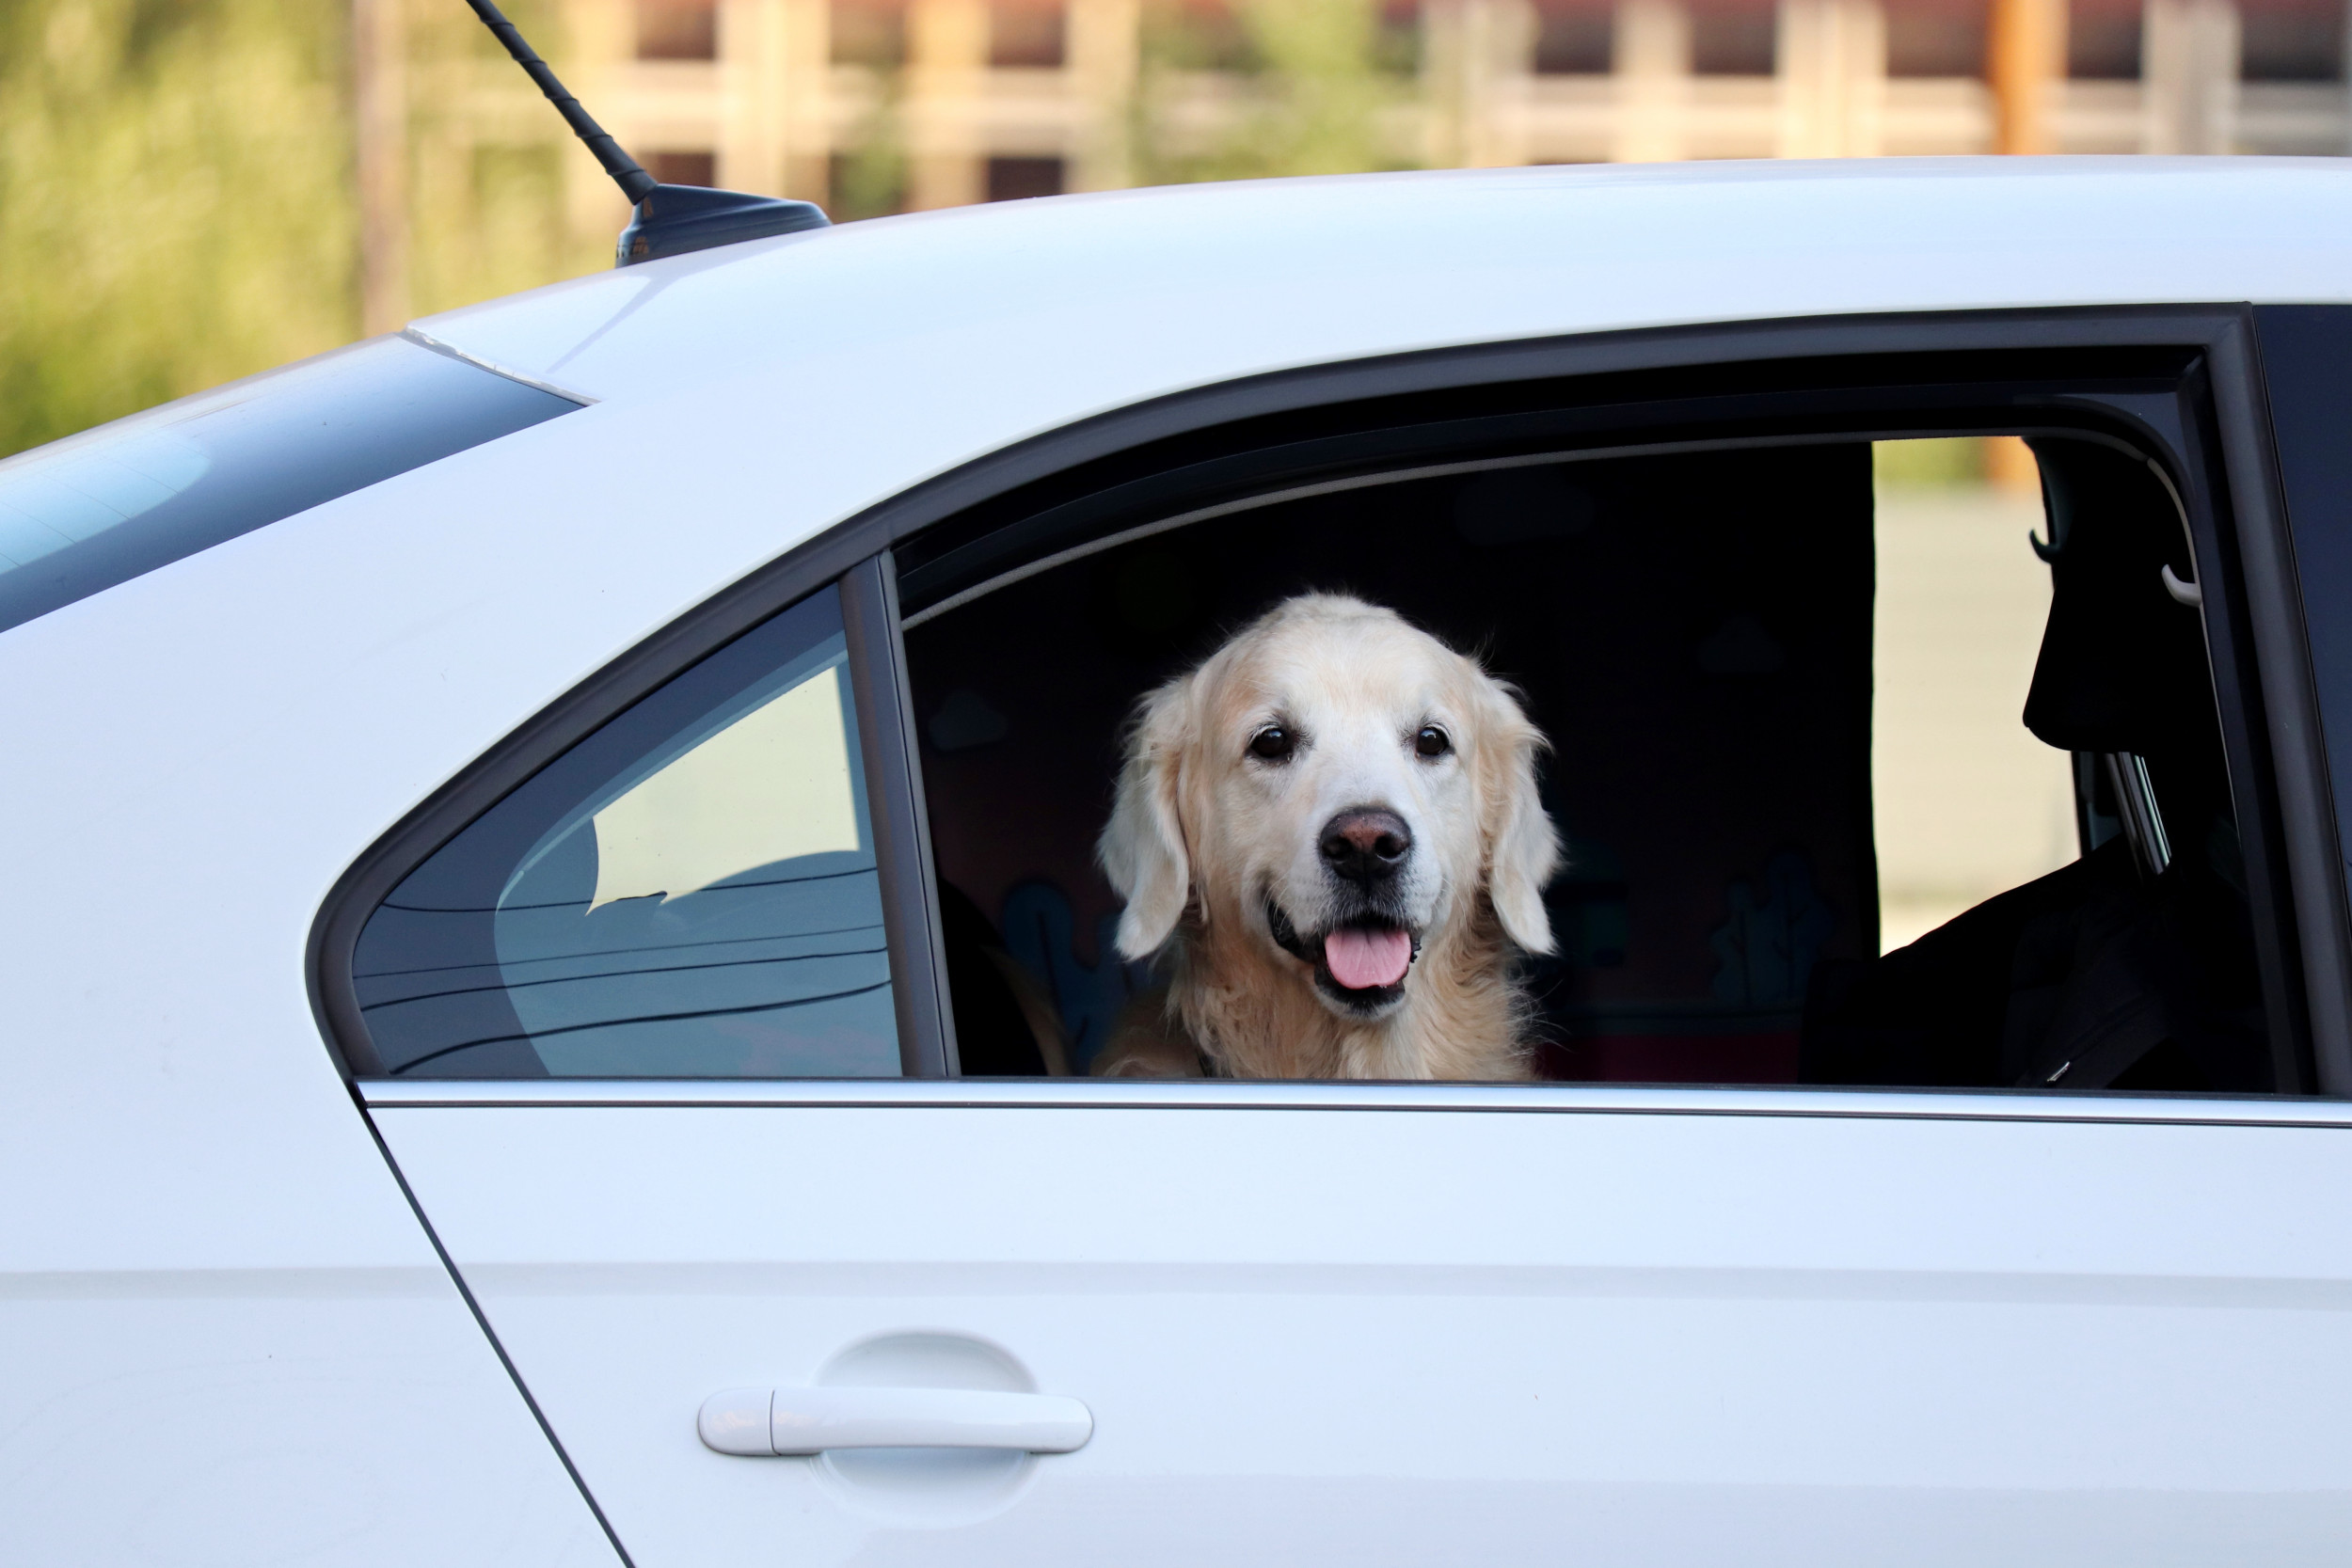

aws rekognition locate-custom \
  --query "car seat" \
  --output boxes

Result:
[1801,437,2271,1092]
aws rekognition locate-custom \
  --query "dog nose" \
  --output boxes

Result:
[1320,809,1413,883]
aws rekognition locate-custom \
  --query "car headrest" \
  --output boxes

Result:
[2020,438,2205,756]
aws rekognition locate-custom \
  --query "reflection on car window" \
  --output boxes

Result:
[0,335,579,635]
[351,586,901,1079]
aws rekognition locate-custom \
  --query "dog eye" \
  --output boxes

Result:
[1248,725,1296,762]
[1415,725,1452,758]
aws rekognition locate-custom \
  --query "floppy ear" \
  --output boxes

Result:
[1479,680,1562,955]
[1097,676,1195,960]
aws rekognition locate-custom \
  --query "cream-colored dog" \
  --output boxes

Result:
[1092,593,1561,1080]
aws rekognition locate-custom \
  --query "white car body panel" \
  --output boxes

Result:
[423,160,2352,414]
[373,1086,2352,1564]
[2,160,2350,1560]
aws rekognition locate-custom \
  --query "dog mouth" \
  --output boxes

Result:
[1266,900,1421,1011]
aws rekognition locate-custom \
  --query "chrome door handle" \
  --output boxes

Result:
[699,1386,1094,1456]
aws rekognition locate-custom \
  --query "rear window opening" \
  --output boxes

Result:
[903,417,2284,1093]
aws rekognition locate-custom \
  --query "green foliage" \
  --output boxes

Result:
[830,87,910,222]
[0,0,357,459]
[0,0,1432,462]
[1138,0,1414,184]
[1874,436,1990,488]
[405,0,607,313]
[0,0,603,462]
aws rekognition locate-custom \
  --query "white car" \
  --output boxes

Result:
[8,158,2352,1566]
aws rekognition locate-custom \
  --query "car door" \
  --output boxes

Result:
[372,1085,2352,1565]
[335,315,2352,1567]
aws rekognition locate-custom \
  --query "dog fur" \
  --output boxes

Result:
[1091,594,1560,1080]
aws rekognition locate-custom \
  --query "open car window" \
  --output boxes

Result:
[905,424,2285,1092]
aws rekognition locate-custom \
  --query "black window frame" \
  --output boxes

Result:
[309,306,2352,1097]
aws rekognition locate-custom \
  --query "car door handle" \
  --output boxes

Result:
[698,1385,1094,1456]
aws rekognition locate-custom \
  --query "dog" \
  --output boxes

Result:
[1091,593,1561,1080]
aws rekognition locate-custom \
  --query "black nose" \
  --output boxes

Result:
[1320,808,1412,884]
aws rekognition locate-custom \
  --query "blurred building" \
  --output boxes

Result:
[478,0,2352,231]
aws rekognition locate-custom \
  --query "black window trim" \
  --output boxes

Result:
[841,554,959,1076]
[308,304,2352,1100]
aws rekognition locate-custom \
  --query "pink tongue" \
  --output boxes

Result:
[1324,927,1413,990]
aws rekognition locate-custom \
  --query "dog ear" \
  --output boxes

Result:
[1098,676,1194,959]
[1479,679,1561,955]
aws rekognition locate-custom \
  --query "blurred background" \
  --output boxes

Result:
[4,0,2344,459]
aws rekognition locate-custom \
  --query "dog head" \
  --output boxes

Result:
[1099,594,1559,1021]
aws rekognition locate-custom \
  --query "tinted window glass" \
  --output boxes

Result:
[2255,305,2352,926]
[0,335,578,635]
[351,586,901,1079]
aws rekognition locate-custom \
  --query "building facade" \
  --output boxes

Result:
[368,0,2349,325]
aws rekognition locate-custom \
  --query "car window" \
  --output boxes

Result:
[1870,439,2076,951]
[902,426,2277,1091]
[0,335,579,635]
[2253,305,2352,934]
[348,585,900,1079]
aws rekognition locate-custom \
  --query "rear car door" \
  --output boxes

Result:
[336,311,2352,1566]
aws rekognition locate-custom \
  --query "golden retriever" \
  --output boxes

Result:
[1092,593,1560,1079]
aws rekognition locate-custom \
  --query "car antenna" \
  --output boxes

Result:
[461,0,828,266]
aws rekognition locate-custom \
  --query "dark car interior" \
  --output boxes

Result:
[905,432,2284,1092]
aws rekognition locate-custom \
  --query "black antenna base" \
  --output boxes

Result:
[455,2,832,266]
[617,184,831,266]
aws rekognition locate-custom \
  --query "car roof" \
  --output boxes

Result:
[420,158,2352,407]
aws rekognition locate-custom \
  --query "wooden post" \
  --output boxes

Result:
[720,0,830,198]
[907,0,989,208]
[1988,0,2065,153]
[2143,0,2238,153]
[1776,0,1885,158]
[783,0,833,200]
[353,0,409,334]
[1424,0,1537,167]
[1613,0,1692,163]
[561,0,637,248]
[1069,0,1141,190]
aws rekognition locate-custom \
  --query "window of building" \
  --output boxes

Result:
[347,587,900,1079]
[2068,0,2143,78]
[647,150,718,189]
[1690,0,1777,75]
[638,0,719,60]
[991,0,1067,67]
[2240,0,2344,81]
[986,156,1066,201]
[1886,0,1988,77]
[1534,1,1613,75]
[833,0,908,68]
